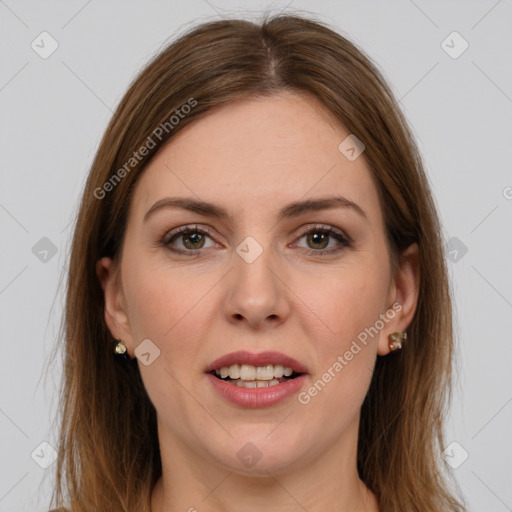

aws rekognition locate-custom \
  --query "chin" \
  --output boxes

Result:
[206,436,307,477]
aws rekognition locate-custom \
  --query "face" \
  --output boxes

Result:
[98,91,418,477]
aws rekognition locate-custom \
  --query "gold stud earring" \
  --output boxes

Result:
[388,332,407,352]
[114,339,130,360]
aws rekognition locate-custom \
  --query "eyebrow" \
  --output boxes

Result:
[143,195,368,223]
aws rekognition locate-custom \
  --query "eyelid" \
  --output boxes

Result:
[162,224,214,243]
[293,223,352,243]
[163,223,350,242]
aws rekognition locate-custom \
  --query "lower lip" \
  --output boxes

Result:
[206,373,308,408]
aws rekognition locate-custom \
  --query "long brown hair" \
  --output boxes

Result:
[48,12,467,512]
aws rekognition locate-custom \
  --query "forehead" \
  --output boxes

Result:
[131,92,382,227]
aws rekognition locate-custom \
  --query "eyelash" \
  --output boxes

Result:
[160,223,351,257]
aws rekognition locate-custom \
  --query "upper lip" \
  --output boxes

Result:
[205,350,309,374]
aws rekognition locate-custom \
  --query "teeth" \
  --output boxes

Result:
[240,364,256,380]
[234,378,281,388]
[229,364,240,379]
[273,364,284,378]
[239,380,257,388]
[214,364,296,381]
[256,365,274,380]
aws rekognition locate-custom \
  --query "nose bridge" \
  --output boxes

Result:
[230,208,276,270]
[224,229,289,325]
[233,231,279,292]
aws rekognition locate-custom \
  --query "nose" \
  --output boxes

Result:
[222,241,290,330]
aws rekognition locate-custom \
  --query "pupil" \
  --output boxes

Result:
[185,232,204,249]
[309,232,328,249]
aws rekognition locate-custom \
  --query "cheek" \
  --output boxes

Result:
[122,260,215,430]
[296,255,388,403]
[122,255,212,341]
[121,256,220,393]
[298,256,389,349]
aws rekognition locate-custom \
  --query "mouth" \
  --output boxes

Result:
[209,364,305,388]
[204,350,309,389]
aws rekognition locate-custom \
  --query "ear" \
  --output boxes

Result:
[377,243,420,356]
[96,256,134,357]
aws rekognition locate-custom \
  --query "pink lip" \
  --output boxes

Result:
[205,373,308,408]
[204,350,309,374]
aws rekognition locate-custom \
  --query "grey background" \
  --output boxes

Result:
[1,1,511,511]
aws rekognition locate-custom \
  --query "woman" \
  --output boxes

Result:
[49,12,467,512]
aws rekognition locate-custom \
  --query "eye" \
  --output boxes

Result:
[160,223,351,257]
[162,225,217,254]
[293,224,351,255]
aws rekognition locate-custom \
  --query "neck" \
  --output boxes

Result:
[151,415,379,512]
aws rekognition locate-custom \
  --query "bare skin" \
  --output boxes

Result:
[97,91,419,512]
